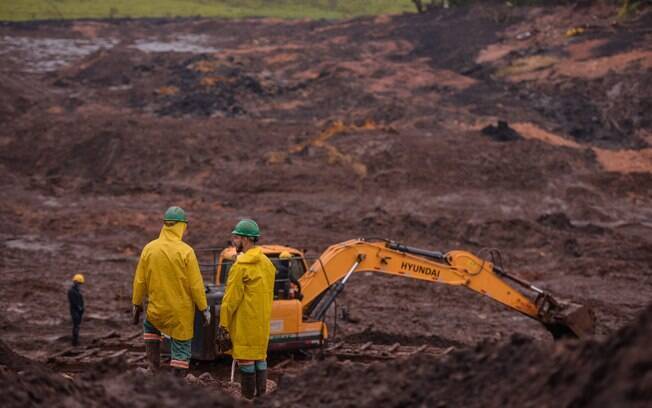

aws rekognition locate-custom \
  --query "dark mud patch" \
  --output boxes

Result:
[344,328,462,348]
[529,70,652,148]
[0,341,238,408]
[390,5,520,72]
[592,10,652,58]
[481,120,522,142]
[537,212,574,230]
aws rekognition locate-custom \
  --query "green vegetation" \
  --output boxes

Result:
[0,0,416,21]
[413,0,649,19]
[414,0,649,7]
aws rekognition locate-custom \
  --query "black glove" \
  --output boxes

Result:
[132,304,143,325]
[216,326,232,352]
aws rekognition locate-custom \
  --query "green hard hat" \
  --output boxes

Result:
[163,206,188,223]
[232,219,260,237]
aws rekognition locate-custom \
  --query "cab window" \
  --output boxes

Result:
[289,257,306,279]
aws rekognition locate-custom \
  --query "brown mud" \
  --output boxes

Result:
[266,303,652,407]
[1,2,651,406]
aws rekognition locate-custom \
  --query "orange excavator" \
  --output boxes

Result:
[192,238,595,359]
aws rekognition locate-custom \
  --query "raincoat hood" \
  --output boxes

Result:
[237,246,265,264]
[159,222,186,241]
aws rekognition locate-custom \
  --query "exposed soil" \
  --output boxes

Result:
[265,303,652,407]
[1,2,651,407]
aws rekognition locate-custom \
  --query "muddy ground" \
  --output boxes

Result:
[0,2,651,406]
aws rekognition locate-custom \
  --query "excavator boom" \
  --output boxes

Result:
[300,239,594,339]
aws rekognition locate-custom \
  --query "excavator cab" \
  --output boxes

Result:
[271,254,306,300]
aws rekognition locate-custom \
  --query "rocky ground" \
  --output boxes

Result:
[0,2,651,406]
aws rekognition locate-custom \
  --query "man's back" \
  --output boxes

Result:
[68,283,84,318]
[132,222,207,341]
[141,234,193,303]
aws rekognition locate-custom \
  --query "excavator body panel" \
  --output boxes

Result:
[268,299,325,350]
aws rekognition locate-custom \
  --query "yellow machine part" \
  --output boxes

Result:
[269,300,325,350]
[215,239,594,353]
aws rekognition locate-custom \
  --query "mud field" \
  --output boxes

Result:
[1,3,651,407]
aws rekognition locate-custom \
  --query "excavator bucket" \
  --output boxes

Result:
[542,300,596,339]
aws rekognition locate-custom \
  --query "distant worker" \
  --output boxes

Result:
[218,219,276,399]
[131,206,210,376]
[275,251,302,299]
[68,274,85,346]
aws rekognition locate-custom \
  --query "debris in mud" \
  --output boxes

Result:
[481,120,522,142]
[0,340,238,408]
[269,119,396,177]
[7,302,652,408]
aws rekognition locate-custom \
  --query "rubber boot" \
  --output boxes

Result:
[240,372,256,399]
[255,369,267,397]
[145,341,160,372]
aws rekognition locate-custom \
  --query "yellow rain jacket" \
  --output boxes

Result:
[219,246,276,360]
[132,223,207,341]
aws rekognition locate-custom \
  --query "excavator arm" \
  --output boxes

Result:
[299,239,594,339]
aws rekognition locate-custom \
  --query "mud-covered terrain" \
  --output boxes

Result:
[1,2,651,406]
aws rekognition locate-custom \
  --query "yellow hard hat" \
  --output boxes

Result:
[279,251,292,260]
[72,274,85,284]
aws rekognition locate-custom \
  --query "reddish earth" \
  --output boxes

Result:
[1,3,651,406]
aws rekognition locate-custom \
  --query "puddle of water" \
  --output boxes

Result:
[41,195,61,207]
[130,34,220,53]
[0,34,218,72]
[32,317,65,326]
[0,36,117,72]
[5,237,62,252]
[7,303,27,314]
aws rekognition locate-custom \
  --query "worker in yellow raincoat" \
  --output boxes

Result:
[219,219,276,399]
[132,206,210,376]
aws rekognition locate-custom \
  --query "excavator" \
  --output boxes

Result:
[190,239,595,360]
